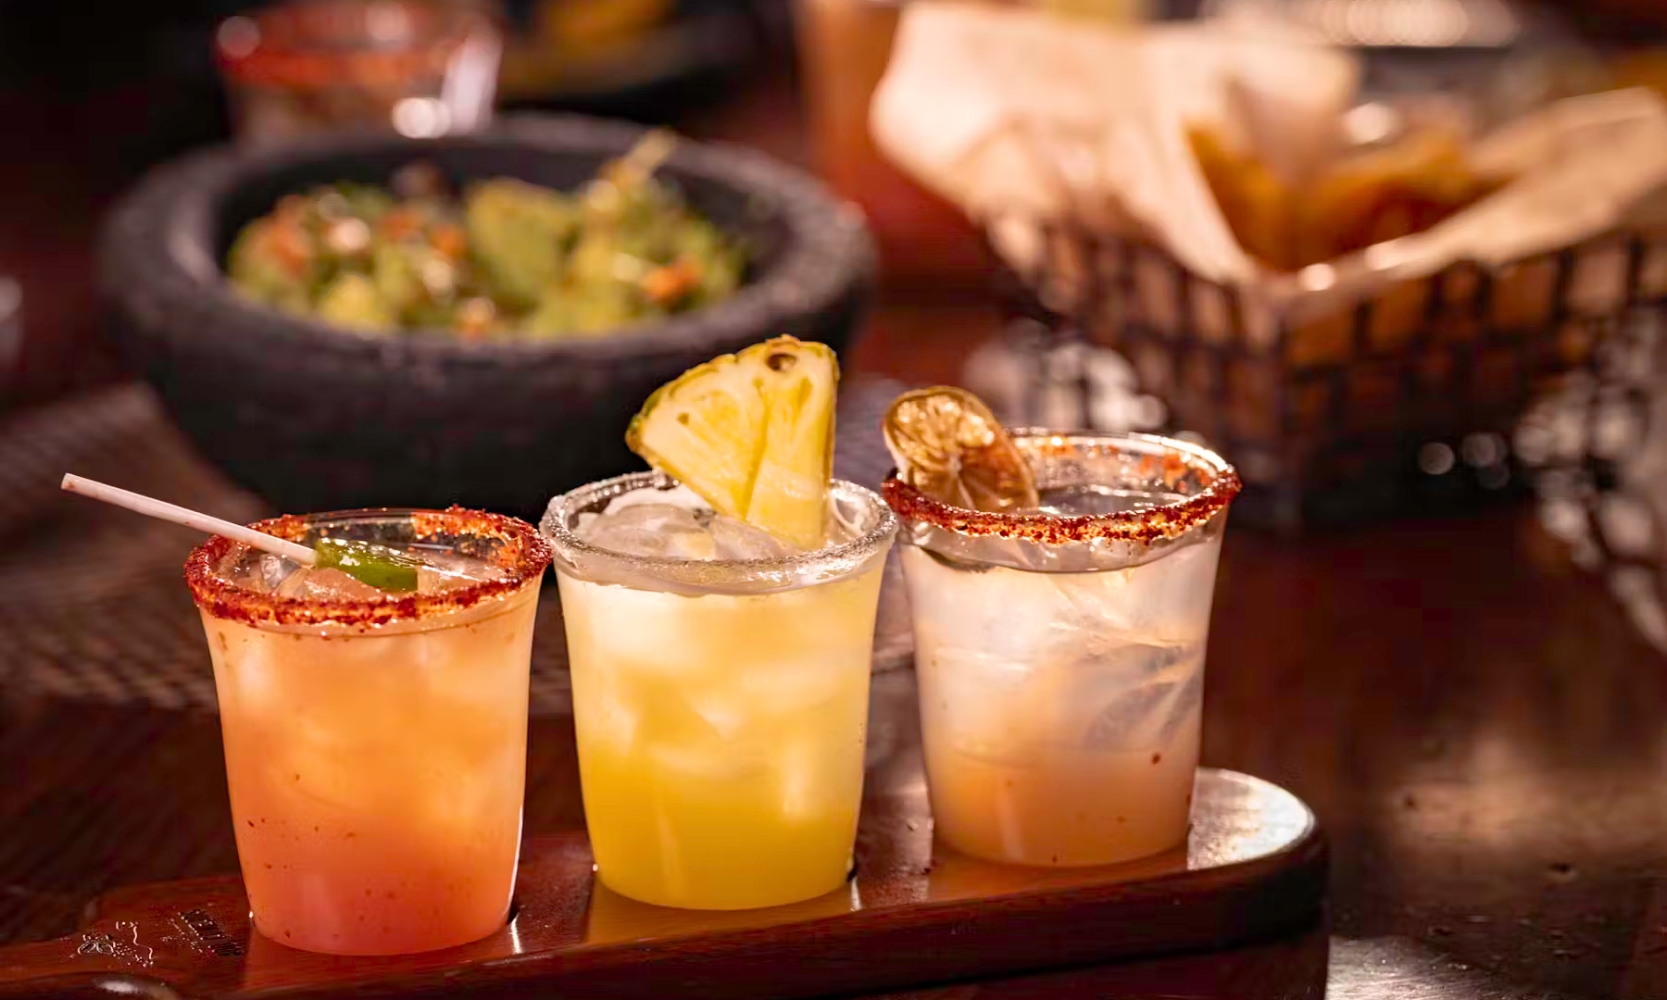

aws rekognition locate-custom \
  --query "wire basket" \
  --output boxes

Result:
[990,222,1667,529]
[1517,304,1667,653]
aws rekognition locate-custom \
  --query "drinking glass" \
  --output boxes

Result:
[185,507,549,954]
[215,0,502,144]
[543,473,898,909]
[885,432,1240,866]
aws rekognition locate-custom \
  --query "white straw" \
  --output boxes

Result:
[61,474,317,565]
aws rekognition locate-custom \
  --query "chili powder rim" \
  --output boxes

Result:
[185,505,551,629]
[882,430,1242,547]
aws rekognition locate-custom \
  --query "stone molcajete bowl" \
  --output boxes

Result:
[100,115,874,519]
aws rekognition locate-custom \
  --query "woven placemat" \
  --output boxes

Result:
[0,380,913,714]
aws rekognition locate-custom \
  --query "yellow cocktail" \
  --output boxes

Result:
[546,336,894,908]
[546,474,896,909]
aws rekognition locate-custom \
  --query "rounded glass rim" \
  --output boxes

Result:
[542,472,898,589]
[185,506,551,630]
[216,0,494,87]
[883,430,1242,546]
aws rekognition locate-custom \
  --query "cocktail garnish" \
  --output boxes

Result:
[60,474,428,594]
[625,335,838,550]
[882,386,1039,512]
[312,538,422,593]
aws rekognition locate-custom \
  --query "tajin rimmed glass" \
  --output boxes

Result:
[885,431,1240,868]
[187,506,551,630]
[186,506,550,955]
[542,473,898,909]
[883,430,1241,570]
[214,0,501,143]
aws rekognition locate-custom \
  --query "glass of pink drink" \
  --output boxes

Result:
[185,507,550,955]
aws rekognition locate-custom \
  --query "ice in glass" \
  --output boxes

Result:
[185,508,550,955]
[885,414,1240,867]
[545,477,895,909]
[544,335,898,909]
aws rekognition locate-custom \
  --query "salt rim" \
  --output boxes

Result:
[541,471,898,595]
[882,430,1242,548]
[185,506,552,629]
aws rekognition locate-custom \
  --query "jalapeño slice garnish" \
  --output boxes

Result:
[312,537,424,593]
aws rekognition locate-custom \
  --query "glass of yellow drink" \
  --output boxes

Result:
[885,431,1240,867]
[185,507,550,955]
[542,473,898,910]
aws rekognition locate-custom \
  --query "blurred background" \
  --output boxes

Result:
[2,0,1664,411]
[8,0,1667,553]
[0,0,803,407]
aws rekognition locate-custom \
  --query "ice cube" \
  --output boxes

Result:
[573,483,809,563]
[686,688,750,740]
[923,647,1040,762]
[415,550,503,593]
[588,502,703,535]
[601,483,707,515]
[1088,638,1198,685]
[1100,544,1221,640]
[568,581,711,677]
[581,503,718,559]
[406,621,508,716]
[826,490,868,545]
[708,515,792,560]
[276,721,377,814]
[1078,643,1204,750]
[569,639,647,754]
[417,774,500,846]
[908,556,1121,672]
[275,566,387,602]
[220,629,282,711]
[587,688,642,755]
[1042,571,1136,635]
[904,550,1045,667]
[1081,680,1179,749]
[663,532,720,561]
[1038,484,1187,516]
[633,681,767,781]
[737,654,850,716]
[1155,667,1204,746]
[646,736,765,783]
[252,553,304,594]
[775,736,830,822]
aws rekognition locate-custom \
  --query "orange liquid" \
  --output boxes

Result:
[202,584,539,955]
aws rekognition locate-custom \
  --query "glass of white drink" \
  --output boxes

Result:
[882,389,1241,867]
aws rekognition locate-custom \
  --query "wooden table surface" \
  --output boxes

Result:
[3,52,1667,1000]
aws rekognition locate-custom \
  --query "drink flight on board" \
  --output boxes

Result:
[67,335,1238,954]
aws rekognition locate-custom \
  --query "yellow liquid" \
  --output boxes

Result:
[557,563,885,909]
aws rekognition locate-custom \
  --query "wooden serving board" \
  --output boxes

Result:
[0,761,1325,999]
